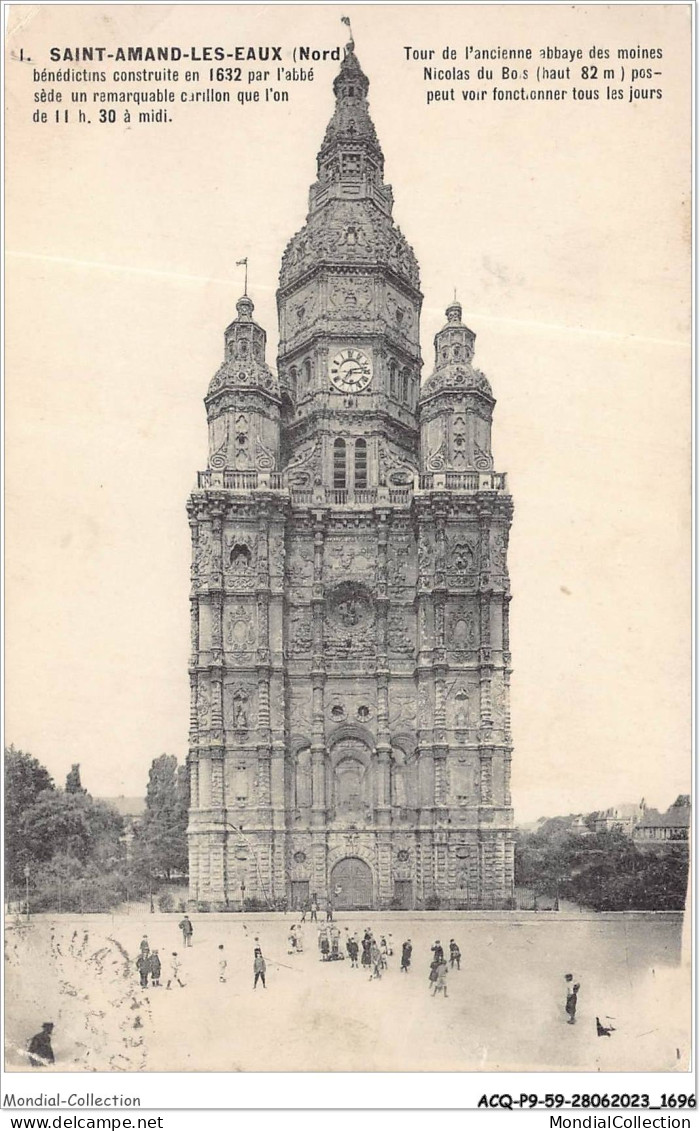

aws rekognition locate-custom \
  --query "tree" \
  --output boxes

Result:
[134,754,189,881]
[65,763,86,794]
[18,790,124,867]
[4,745,55,885]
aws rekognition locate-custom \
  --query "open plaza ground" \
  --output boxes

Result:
[4,910,689,1073]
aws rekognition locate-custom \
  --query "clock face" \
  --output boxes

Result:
[329,348,373,393]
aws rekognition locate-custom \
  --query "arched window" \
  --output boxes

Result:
[354,438,368,489]
[333,439,347,490]
[303,358,312,388]
[389,361,397,397]
[401,369,410,403]
[289,366,298,400]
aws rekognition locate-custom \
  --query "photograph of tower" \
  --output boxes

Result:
[187,36,514,912]
[5,1,690,1085]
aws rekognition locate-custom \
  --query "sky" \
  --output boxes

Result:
[5,4,691,822]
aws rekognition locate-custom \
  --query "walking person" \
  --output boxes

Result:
[347,933,359,968]
[135,950,150,989]
[565,974,580,1025]
[361,930,372,971]
[401,938,412,973]
[253,947,266,990]
[449,939,461,970]
[166,952,186,989]
[149,949,162,987]
[432,958,449,998]
[218,944,227,983]
[300,902,308,924]
[431,940,444,964]
[326,901,333,922]
[139,936,150,960]
[310,898,318,922]
[379,936,389,969]
[179,915,194,948]
[28,1022,55,1068]
[369,939,383,980]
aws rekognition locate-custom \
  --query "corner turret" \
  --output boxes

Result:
[205,294,280,472]
[419,301,495,473]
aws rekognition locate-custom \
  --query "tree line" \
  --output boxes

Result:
[515,815,689,911]
[4,746,188,913]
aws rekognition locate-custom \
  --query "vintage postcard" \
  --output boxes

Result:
[4,2,692,1084]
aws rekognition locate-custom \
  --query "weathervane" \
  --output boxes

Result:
[235,257,249,296]
[341,15,354,48]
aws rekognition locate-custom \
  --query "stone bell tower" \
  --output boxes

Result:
[186,32,515,911]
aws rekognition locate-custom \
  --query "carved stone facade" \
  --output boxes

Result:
[186,41,514,910]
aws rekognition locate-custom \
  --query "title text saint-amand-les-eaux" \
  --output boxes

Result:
[184,37,515,912]
[49,45,342,63]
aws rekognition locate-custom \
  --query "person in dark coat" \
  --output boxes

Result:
[320,932,330,961]
[179,915,194,947]
[28,1022,54,1067]
[449,939,461,970]
[401,939,412,972]
[361,931,372,968]
[326,902,333,922]
[565,974,580,1024]
[139,936,150,960]
[136,951,150,989]
[253,947,266,989]
[431,940,444,964]
[346,934,359,968]
[596,1016,615,1037]
[149,949,161,987]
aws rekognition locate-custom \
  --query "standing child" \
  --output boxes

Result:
[167,952,186,989]
[565,974,580,1025]
[149,949,162,987]
[253,948,266,990]
[135,951,150,989]
[449,939,461,970]
[401,939,412,973]
[432,958,449,998]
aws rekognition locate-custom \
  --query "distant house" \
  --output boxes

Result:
[633,795,690,848]
[569,814,591,836]
[594,800,646,836]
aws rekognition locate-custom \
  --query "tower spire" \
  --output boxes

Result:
[341,14,354,48]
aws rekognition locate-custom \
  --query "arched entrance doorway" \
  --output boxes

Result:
[330,857,373,910]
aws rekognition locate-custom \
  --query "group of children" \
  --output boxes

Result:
[134,934,186,991]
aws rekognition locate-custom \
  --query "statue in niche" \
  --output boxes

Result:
[232,689,249,730]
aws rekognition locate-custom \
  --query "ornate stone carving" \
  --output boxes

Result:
[387,608,414,654]
[378,440,417,487]
[194,528,214,578]
[232,687,250,731]
[328,277,372,319]
[283,440,319,487]
[473,443,494,471]
[448,535,478,577]
[289,609,313,654]
[197,681,210,727]
[225,603,256,650]
[224,533,256,589]
[287,542,313,585]
[426,440,447,472]
[255,436,276,471]
[449,605,477,648]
